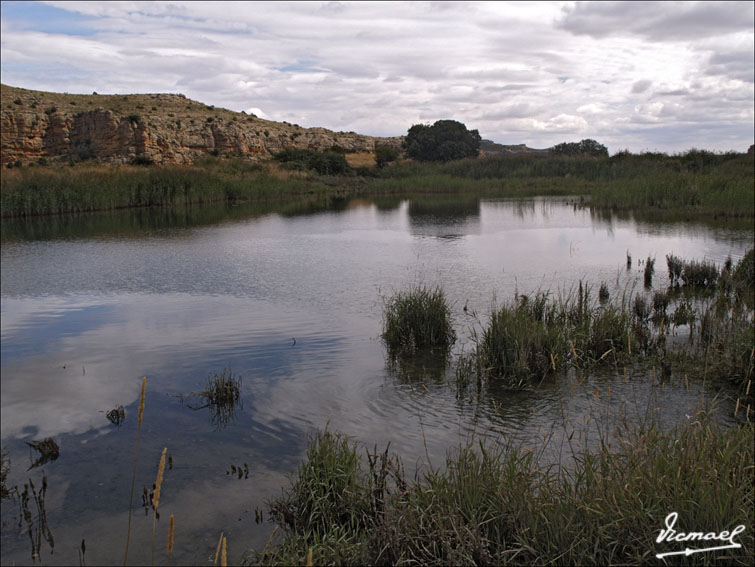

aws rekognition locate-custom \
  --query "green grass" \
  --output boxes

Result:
[381,285,456,355]
[3,150,751,218]
[0,161,335,217]
[254,411,754,566]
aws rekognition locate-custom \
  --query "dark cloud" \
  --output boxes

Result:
[631,80,652,94]
[705,50,755,83]
[557,1,754,41]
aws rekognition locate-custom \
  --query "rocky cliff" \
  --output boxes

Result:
[1,84,403,166]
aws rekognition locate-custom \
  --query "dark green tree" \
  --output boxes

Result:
[552,139,608,157]
[403,120,481,162]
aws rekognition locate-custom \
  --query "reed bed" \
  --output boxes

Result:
[456,286,644,391]
[0,162,333,217]
[254,412,754,566]
[450,250,754,392]
[4,149,750,218]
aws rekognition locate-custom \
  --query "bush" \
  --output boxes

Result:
[375,145,400,168]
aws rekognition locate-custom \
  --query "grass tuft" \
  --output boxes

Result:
[381,285,456,354]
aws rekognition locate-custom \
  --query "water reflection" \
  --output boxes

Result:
[407,196,480,239]
[1,195,752,565]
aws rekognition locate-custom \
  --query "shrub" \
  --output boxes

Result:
[375,145,400,168]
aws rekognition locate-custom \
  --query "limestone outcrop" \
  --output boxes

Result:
[1,85,403,166]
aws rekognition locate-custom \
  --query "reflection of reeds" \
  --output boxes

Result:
[123,376,146,566]
[18,473,54,561]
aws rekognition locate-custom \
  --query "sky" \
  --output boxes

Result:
[1,1,753,154]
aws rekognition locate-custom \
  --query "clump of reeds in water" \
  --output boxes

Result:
[667,253,720,288]
[457,287,643,391]
[643,256,655,288]
[472,293,562,389]
[381,285,456,354]
[191,367,242,428]
[203,367,241,407]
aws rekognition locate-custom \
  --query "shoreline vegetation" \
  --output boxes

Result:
[1,149,753,219]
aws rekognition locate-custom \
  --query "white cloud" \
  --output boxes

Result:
[0,0,752,153]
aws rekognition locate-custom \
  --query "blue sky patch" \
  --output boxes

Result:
[2,0,97,36]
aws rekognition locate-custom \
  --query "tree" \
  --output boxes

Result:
[552,139,608,158]
[403,120,481,162]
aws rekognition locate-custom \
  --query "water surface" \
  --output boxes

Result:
[1,196,751,565]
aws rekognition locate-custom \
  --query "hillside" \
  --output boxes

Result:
[479,139,550,157]
[0,84,403,166]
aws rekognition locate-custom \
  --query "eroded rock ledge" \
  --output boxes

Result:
[1,85,403,166]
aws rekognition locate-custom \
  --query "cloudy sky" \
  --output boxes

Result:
[1,1,753,153]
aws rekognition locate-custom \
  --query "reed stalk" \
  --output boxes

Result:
[151,447,167,565]
[167,514,174,556]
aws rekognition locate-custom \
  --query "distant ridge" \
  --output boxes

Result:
[479,139,550,156]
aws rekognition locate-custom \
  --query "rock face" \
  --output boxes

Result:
[1,85,403,166]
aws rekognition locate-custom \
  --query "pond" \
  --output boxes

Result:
[1,195,752,565]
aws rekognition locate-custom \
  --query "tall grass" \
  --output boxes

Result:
[1,162,334,217]
[255,411,754,566]
[457,287,645,390]
[381,285,456,355]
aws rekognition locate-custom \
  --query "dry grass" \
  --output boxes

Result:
[345,152,376,168]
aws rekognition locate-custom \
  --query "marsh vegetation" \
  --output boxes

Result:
[2,148,752,220]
